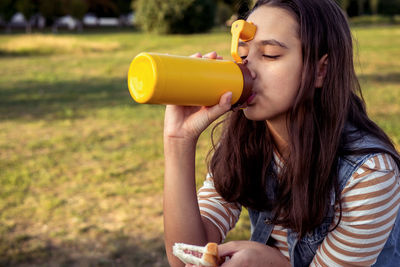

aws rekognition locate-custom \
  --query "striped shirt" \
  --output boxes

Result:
[198,153,400,266]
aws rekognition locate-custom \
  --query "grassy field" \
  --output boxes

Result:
[0,26,399,266]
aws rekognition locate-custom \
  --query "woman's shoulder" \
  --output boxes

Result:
[357,153,399,174]
[341,123,395,152]
[339,122,399,174]
[338,152,400,192]
[341,153,400,195]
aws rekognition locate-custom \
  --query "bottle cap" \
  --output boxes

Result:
[127,52,158,103]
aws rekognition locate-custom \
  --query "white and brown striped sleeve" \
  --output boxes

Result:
[197,174,242,241]
[310,153,400,267]
[270,225,290,260]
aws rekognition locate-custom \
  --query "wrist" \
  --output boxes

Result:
[164,136,198,157]
[164,134,198,147]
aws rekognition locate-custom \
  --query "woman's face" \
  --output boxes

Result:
[240,5,302,123]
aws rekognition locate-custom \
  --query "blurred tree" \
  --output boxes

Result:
[338,0,400,17]
[222,0,252,18]
[0,0,17,32]
[86,0,118,17]
[378,0,400,16]
[135,0,216,34]
[215,0,233,26]
[16,0,37,33]
[336,0,351,12]
[356,0,367,15]
[65,0,88,31]
[67,0,88,20]
[116,0,132,14]
[172,0,216,33]
[370,0,379,14]
[339,0,368,16]
[39,0,64,25]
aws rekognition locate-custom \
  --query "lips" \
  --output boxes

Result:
[246,92,257,105]
[233,92,256,111]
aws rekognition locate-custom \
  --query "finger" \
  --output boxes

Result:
[206,92,232,123]
[218,241,243,257]
[191,52,202,58]
[216,56,223,60]
[203,51,218,59]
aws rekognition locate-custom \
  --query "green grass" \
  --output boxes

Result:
[0,26,399,266]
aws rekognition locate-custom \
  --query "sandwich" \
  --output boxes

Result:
[172,242,222,266]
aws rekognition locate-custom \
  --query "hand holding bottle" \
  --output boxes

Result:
[163,52,233,143]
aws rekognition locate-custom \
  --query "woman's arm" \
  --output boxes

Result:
[163,52,233,266]
[164,135,223,266]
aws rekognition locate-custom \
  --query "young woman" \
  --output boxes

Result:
[163,0,400,266]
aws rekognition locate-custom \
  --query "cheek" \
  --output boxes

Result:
[265,62,302,103]
[269,83,299,114]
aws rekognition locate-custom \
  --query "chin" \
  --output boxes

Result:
[243,107,269,121]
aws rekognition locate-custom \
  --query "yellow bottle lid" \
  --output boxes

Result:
[127,52,158,103]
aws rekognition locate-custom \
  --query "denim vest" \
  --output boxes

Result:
[249,125,400,266]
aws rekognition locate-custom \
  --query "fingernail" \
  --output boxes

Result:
[226,92,233,104]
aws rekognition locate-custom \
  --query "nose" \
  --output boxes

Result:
[243,59,256,80]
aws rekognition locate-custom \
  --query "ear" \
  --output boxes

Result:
[315,54,328,88]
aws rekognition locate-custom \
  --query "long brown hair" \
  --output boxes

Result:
[208,0,400,238]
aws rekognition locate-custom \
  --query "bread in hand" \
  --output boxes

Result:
[172,242,221,266]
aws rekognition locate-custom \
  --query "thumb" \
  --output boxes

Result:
[206,92,232,122]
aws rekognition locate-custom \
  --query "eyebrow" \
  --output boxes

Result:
[238,39,288,49]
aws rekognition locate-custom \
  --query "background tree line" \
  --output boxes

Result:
[0,0,399,34]
[337,0,400,16]
[0,0,132,27]
[133,0,400,33]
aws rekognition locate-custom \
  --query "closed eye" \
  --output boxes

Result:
[240,55,280,60]
[263,55,280,59]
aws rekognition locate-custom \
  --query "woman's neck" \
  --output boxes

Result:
[266,120,289,159]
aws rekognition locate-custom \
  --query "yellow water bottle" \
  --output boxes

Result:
[127,20,257,107]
